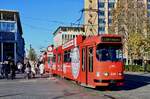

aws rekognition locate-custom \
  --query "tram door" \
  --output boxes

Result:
[87,47,93,86]
[81,46,93,86]
[81,47,87,84]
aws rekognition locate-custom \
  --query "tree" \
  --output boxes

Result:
[28,45,37,61]
[110,0,150,65]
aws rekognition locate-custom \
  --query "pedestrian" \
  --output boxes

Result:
[25,61,31,79]
[3,59,10,79]
[17,62,23,73]
[39,61,44,77]
[8,57,16,80]
[0,64,5,79]
[29,60,36,78]
[21,63,26,73]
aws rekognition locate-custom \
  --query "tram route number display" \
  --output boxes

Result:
[102,37,121,42]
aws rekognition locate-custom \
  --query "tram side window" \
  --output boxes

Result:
[58,54,61,63]
[52,54,56,63]
[89,47,93,72]
[48,57,50,64]
[64,50,71,62]
[82,48,85,71]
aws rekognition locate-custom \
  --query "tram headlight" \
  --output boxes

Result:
[104,72,109,76]
[96,72,100,77]
[118,72,123,76]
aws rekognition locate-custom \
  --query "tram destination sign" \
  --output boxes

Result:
[101,37,121,42]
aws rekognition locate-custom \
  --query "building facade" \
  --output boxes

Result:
[53,26,85,48]
[0,10,25,64]
[84,0,150,36]
[146,0,150,16]
[84,0,117,35]
[84,0,98,36]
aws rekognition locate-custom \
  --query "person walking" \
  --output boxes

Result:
[39,61,44,77]
[25,61,31,79]
[17,62,23,73]
[8,57,16,80]
[29,60,36,78]
[3,59,10,79]
[0,64,5,79]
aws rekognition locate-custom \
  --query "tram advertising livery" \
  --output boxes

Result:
[44,34,124,88]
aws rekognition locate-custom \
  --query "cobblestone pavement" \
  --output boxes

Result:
[0,74,107,99]
[0,72,150,99]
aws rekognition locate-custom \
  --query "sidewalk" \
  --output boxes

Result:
[0,72,51,80]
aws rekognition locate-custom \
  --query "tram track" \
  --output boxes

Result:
[104,94,116,99]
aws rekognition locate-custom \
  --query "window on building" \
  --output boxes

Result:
[109,0,116,2]
[99,26,105,32]
[99,0,105,2]
[99,10,105,16]
[65,34,67,39]
[99,2,105,8]
[99,18,105,24]
[0,13,1,20]
[148,11,150,17]
[108,19,112,24]
[3,13,14,21]
[62,34,64,39]
[108,11,112,16]
[108,2,115,8]
[10,23,15,32]
[0,22,15,32]
[148,4,150,9]
[67,35,69,40]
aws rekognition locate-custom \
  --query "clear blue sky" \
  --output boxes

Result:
[0,0,83,54]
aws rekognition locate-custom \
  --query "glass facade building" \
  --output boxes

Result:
[0,10,25,66]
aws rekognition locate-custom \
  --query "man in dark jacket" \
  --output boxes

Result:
[3,59,10,79]
[8,57,16,80]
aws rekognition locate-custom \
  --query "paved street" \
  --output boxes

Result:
[0,72,150,99]
[0,74,106,99]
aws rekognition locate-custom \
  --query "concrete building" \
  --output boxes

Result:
[53,26,85,48]
[0,10,25,64]
[84,0,117,35]
[84,0,98,36]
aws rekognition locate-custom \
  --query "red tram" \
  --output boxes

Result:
[44,34,124,88]
[43,45,54,73]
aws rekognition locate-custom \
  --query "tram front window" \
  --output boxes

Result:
[96,44,123,61]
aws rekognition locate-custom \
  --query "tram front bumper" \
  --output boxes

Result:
[94,79,124,86]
